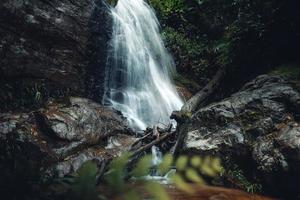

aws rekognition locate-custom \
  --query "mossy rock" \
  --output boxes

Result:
[269,64,300,92]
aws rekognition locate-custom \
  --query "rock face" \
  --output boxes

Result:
[181,75,300,198]
[0,97,136,180]
[40,97,129,144]
[0,0,111,111]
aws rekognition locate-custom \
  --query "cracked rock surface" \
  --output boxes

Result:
[181,75,300,197]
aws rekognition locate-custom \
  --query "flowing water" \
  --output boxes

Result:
[103,0,183,130]
[144,146,176,184]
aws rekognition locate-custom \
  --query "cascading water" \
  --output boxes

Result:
[147,146,176,184]
[103,0,183,130]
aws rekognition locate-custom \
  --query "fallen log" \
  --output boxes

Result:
[131,130,175,156]
[170,122,190,155]
[130,124,174,152]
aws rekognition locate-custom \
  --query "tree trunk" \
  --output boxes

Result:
[171,68,226,155]
[181,68,226,113]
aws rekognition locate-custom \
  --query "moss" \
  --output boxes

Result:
[270,64,300,79]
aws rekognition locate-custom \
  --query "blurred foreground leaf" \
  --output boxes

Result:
[158,153,173,175]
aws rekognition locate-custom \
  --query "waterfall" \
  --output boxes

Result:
[103,0,183,130]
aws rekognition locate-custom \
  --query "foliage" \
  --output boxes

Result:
[151,0,300,96]
[270,64,300,80]
[149,0,187,20]
[173,155,224,193]
[162,27,219,92]
[61,153,223,200]
[226,164,262,194]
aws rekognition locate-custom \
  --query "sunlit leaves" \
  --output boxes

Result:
[171,174,195,194]
[61,152,223,200]
[200,157,224,177]
[172,155,223,194]
[211,157,224,174]
[145,181,170,200]
[175,155,188,170]
[190,156,202,167]
[185,168,206,184]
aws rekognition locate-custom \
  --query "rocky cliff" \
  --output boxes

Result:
[181,75,300,198]
[0,0,111,112]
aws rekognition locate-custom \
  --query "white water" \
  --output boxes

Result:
[147,146,176,184]
[151,146,163,166]
[140,146,176,184]
[103,0,183,130]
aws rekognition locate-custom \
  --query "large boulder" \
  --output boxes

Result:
[39,97,130,145]
[0,0,111,111]
[181,75,300,198]
[0,97,136,180]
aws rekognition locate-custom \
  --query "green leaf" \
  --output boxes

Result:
[132,155,153,177]
[200,162,217,177]
[158,153,173,175]
[145,181,170,200]
[210,157,224,174]
[171,174,195,194]
[175,155,188,171]
[190,156,202,168]
[185,168,206,185]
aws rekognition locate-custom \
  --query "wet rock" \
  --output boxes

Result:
[55,134,137,177]
[0,112,53,159]
[252,137,288,173]
[40,97,130,143]
[0,97,136,178]
[184,124,245,152]
[181,75,300,198]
